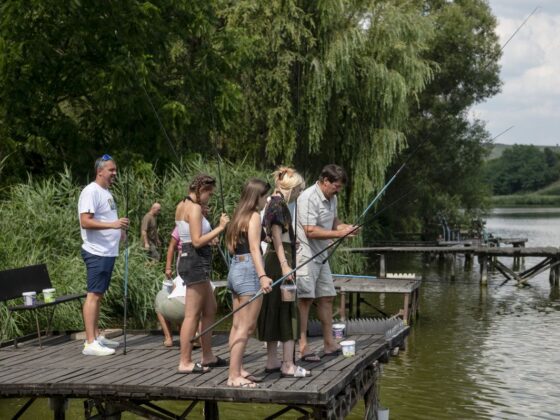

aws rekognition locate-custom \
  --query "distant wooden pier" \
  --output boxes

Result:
[0,328,408,419]
[344,244,560,287]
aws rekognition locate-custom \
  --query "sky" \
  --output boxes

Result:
[470,1,560,146]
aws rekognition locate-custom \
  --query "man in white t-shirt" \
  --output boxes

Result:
[78,154,129,356]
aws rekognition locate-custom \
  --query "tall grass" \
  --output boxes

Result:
[0,157,365,339]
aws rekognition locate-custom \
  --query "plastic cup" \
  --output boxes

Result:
[340,340,356,357]
[280,284,297,302]
[332,323,346,339]
[42,288,56,303]
[22,291,36,306]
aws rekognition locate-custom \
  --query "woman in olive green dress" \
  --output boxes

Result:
[257,167,310,377]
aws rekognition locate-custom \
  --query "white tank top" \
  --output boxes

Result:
[176,217,212,243]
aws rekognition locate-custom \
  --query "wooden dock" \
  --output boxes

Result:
[0,328,408,419]
[333,276,421,325]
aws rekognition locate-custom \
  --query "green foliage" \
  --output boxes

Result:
[484,145,560,195]
[0,160,269,339]
[375,0,501,239]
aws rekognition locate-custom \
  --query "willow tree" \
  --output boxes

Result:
[221,0,434,214]
[376,0,502,239]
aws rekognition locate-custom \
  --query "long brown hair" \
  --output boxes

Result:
[226,178,270,252]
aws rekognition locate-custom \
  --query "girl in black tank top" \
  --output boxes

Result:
[224,178,272,387]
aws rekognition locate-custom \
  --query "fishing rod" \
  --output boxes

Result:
[123,170,130,355]
[207,83,231,268]
[190,188,413,342]
[322,137,430,265]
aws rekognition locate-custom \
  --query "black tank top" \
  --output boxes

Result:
[234,229,266,255]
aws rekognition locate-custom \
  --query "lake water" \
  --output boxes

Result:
[379,207,560,419]
[2,208,560,418]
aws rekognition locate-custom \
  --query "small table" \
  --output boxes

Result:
[333,276,421,325]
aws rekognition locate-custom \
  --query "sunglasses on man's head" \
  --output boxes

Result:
[100,154,112,161]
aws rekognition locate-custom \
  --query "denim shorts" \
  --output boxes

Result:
[227,254,261,296]
[81,249,116,294]
[177,243,212,285]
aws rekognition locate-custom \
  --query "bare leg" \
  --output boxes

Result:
[178,283,205,371]
[83,292,103,344]
[199,282,218,365]
[281,340,296,374]
[297,297,313,356]
[266,341,281,370]
[317,296,339,353]
[228,295,262,386]
[156,312,173,346]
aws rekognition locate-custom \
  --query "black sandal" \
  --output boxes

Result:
[177,362,211,374]
[202,355,228,368]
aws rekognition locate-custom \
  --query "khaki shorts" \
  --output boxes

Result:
[295,255,335,299]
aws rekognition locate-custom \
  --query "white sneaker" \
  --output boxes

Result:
[97,335,119,348]
[82,340,116,356]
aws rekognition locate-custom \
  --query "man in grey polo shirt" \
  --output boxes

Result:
[296,164,358,361]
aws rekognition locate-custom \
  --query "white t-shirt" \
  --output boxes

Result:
[78,182,121,257]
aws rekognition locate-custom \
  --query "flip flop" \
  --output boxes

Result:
[202,356,228,368]
[280,366,312,378]
[264,366,282,373]
[243,374,264,383]
[227,379,259,388]
[323,348,342,357]
[300,352,321,363]
[177,362,211,374]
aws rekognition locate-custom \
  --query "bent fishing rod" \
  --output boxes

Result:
[190,189,412,343]
[322,137,430,265]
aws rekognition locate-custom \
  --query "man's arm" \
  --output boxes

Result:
[80,213,128,230]
[302,224,355,240]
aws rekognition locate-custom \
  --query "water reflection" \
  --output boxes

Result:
[379,208,560,419]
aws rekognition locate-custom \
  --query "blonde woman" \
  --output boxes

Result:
[176,174,229,374]
[226,179,273,387]
[258,167,310,377]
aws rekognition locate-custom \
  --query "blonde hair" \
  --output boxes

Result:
[273,166,305,203]
[226,178,270,253]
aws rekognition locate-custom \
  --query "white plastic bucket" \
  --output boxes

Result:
[332,323,346,339]
[22,291,36,306]
[42,288,56,303]
[162,280,173,293]
[340,340,355,357]
[377,407,389,420]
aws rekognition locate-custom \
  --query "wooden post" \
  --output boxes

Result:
[464,253,473,270]
[204,401,219,420]
[49,397,67,420]
[480,255,488,286]
[379,254,386,278]
[450,254,456,280]
[339,291,347,321]
[403,293,410,325]
[363,365,379,420]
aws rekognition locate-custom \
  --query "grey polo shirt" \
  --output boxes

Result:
[296,182,338,261]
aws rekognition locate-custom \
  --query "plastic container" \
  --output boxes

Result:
[42,288,56,303]
[332,323,346,339]
[22,291,36,306]
[341,340,356,357]
[280,283,297,302]
[162,280,173,293]
[377,407,389,420]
